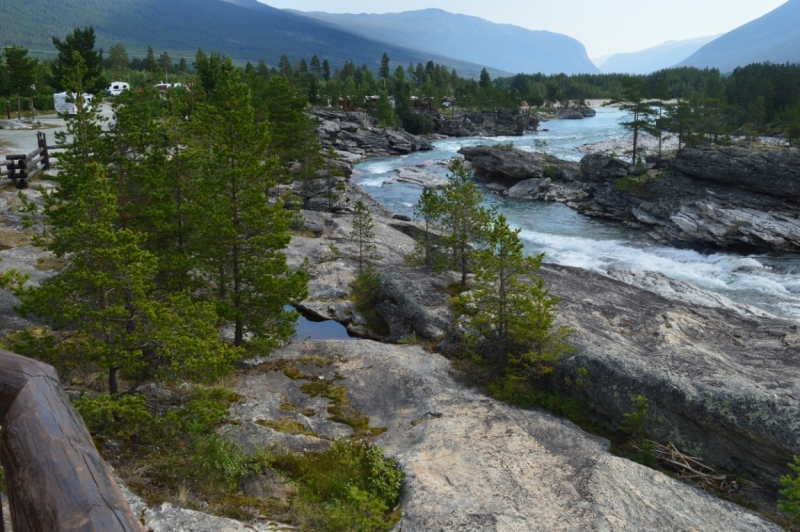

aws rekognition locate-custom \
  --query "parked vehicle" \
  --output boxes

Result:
[153,82,191,94]
[105,81,130,96]
[53,93,94,116]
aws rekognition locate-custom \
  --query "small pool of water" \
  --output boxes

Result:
[289,306,358,341]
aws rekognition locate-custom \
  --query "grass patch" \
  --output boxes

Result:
[280,399,316,417]
[256,418,317,437]
[268,440,403,532]
[36,255,67,271]
[615,172,662,195]
[300,379,387,441]
[0,228,32,249]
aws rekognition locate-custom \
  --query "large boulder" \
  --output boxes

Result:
[459,145,544,182]
[310,109,432,158]
[507,177,551,199]
[540,263,800,488]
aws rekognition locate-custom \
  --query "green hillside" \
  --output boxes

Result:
[0,0,507,78]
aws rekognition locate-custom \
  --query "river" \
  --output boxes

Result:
[353,107,800,320]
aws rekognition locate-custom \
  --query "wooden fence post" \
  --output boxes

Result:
[37,132,49,170]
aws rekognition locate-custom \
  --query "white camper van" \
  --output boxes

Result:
[53,93,94,116]
[105,81,130,96]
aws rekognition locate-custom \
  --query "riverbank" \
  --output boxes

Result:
[272,176,798,527]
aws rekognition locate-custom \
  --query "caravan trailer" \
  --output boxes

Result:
[53,93,94,116]
[105,81,130,96]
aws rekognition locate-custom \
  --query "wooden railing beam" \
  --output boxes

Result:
[0,350,145,532]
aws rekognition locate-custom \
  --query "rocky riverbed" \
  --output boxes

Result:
[1,166,797,530]
[460,143,800,253]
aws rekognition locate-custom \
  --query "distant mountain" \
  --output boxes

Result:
[600,36,719,74]
[291,8,600,75]
[0,0,505,78]
[678,0,800,72]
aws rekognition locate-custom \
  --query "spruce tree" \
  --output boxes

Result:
[188,58,307,348]
[374,90,398,128]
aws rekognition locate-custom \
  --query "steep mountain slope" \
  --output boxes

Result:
[678,0,800,72]
[292,8,600,75]
[0,0,504,78]
[600,35,719,74]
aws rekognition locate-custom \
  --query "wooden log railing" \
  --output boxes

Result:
[0,133,59,189]
[0,350,145,532]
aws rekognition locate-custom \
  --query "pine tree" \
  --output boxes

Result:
[409,187,444,267]
[451,213,572,376]
[350,200,381,272]
[16,164,239,394]
[50,26,107,93]
[158,51,172,82]
[108,43,129,77]
[3,46,37,119]
[608,78,656,165]
[188,58,307,348]
[440,159,492,288]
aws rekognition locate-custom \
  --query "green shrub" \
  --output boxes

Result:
[543,165,561,179]
[75,393,153,442]
[780,456,800,521]
[269,440,403,531]
[350,266,382,312]
[487,375,591,427]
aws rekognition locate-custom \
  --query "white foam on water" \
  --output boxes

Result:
[519,229,800,318]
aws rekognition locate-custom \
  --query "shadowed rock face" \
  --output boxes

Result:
[539,264,800,488]
[230,340,780,532]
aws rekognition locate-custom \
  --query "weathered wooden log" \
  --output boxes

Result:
[0,350,145,532]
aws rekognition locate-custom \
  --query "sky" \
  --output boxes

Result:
[261,0,788,58]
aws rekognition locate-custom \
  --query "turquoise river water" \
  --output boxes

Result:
[353,107,800,320]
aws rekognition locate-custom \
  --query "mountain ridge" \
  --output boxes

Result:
[678,0,800,72]
[290,8,601,75]
[600,35,719,74]
[0,0,507,78]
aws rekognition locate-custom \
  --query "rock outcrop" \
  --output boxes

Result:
[462,143,800,253]
[671,144,800,203]
[283,185,800,498]
[311,110,432,160]
[228,339,780,532]
[431,110,538,137]
[554,106,597,120]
